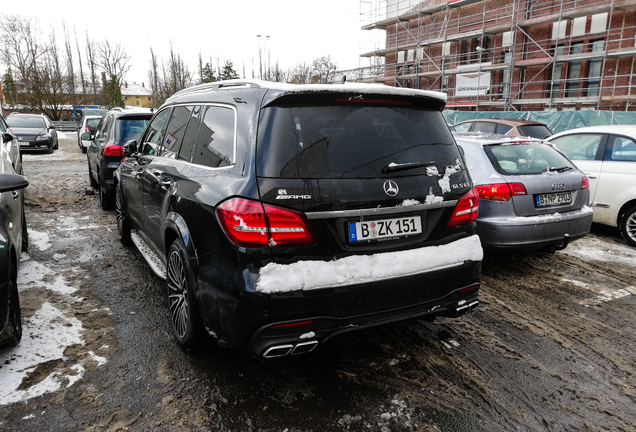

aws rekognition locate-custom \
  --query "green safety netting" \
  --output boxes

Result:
[443,110,636,134]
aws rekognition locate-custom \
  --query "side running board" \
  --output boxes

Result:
[130,231,167,280]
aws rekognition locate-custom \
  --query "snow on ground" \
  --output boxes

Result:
[0,216,104,406]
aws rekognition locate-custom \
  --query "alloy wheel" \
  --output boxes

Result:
[167,249,189,341]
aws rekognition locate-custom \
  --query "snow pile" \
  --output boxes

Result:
[256,235,483,293]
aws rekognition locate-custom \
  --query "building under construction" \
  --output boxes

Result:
[360,0,636,111]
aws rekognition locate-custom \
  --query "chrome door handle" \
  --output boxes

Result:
[586,174,598,179]
[160,178,172,190]
[12,191,19,200]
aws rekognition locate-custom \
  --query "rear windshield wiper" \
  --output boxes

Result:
[544,166,573,173]
[382,161,436,174]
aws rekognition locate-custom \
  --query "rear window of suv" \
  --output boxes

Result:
[257,104,459,179]
[115,116,151,144]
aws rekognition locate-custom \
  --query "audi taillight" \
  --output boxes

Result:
[581,176,590,190]
[216,198,316,248]
[475,182,527,201]
[447,188,480,228]
[103,144,123,157]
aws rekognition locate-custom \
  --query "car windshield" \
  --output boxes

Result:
[6,116,45,128]
[517,124,552,139]
[257,104,459,179]
[115,117,151,143]
[484,142,575,175]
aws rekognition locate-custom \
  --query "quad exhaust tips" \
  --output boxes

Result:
[262,340,319,358]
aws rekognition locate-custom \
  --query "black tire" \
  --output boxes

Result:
[167,238,203,349]
[0,264,22,348]
[99,183,114,210]
[47,143,53,154]
[21,208,28,252]
[88,159,99,189]
[115,184,132,245]
[53,138,58,150]
[620,205,636,247]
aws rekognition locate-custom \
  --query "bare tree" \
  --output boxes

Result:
[85,31,99,97]
[97,39,131,107]
[148,44,193,106]
[311,55,338,84]
[0,15,71,118]
[62,22,76,106]
[74,28,86,99]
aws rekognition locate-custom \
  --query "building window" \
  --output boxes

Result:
[552,21,566,40]
[551,45,564,99]
[587,40,605,97]
[502,51,512,99]
[571,17,586,37]
[566,43,584,97]
[502,31,513,49]
[590,13,608,34]
[136,100,140,106]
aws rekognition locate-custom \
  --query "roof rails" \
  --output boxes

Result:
[170,79,264,99]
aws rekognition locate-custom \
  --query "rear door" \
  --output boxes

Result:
[592,134,636,226]
[549,132,606,204]
[142,105,201,251]
[88,115,112,180]
[255,95,473,261]
[120,108,170,230]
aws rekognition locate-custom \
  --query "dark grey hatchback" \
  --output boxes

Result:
[115,80,482,358]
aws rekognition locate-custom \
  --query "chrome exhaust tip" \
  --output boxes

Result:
[291,341,318,355]
[262,344,293,358]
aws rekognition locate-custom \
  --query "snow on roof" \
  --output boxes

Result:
[172,79,447,102]
[121,82,152,96]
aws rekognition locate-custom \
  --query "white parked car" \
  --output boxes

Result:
[77,115,103,153]
[547,125,636,247]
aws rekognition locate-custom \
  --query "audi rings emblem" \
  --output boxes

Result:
[551,183,566,190]
[383,180,399,197]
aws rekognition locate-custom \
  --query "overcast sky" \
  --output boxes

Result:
[1,0,384,84]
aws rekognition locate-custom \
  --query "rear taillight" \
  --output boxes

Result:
[447,188,479,228]
[581,176,589,190]
[216,198,316,248]
[103,144,123,157]
[475,182,527,201]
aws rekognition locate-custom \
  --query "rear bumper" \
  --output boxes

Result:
[236,235,483,357]
[477,205,593,252]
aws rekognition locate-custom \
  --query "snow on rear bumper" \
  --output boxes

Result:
[255,235,483,294]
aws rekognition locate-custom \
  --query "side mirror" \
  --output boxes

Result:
[0,174,28,193]
[81,132,92,141]
[49,125,56,130]
[123,140,138,157]
[3,133,14,143]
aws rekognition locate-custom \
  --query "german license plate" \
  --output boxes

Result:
[535,191,572,207]
[19,142,30,147]
[349,216,422,242]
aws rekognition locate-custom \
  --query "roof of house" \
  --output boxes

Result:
[121,82,153,97]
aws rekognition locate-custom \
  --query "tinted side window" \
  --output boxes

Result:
[0,117,7,133]
[453,122,472,132]
[496,123,513,134]
[550,133,603,161]
[160,106,200,159]
[517,125,552,139]
[607,135,636,162]
[178,106,201,161]
[473,122,497,133]
[96,116,112,140]
[140,109,170,156]
[192,106,235,168]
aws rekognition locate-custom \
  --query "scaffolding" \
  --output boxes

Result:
[359,0,636,110]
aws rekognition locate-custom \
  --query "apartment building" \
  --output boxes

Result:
[360,0,636,110]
